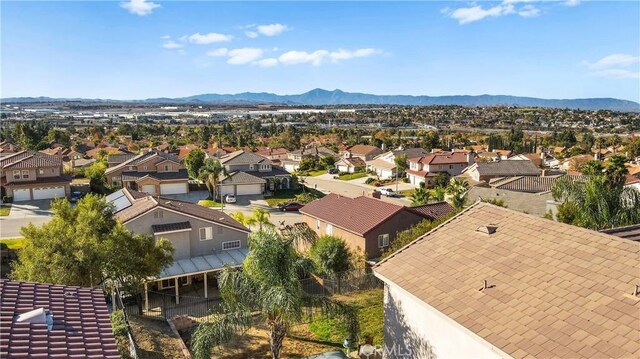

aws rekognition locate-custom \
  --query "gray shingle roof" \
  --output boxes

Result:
[601,224,640,242]
[490,175,588,193]
[220,150,271,165]
[221,171,267,185]
[121,169,189,182]
[473,160,540,177]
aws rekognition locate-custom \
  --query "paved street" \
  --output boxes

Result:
[303,174,413,206]
[0,200,54,239]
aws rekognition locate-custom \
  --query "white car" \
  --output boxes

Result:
[380,188,396,197]
[224,194,236,203]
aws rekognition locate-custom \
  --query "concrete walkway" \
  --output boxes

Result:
[0,200,54,239]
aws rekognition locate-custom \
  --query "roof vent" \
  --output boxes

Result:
[64,291,77,298]
[477,225,498,235]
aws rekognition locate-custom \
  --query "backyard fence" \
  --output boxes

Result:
[121,290,222,322]
[113,288,140,359]
[300,268,383,297]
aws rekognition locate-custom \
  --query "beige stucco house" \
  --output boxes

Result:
[0,151,71,201]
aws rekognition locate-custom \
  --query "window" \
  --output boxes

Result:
[38,169,44,175]
[326,224,333,235]
[199,227,213,241]
[222,240,241,250]
[13,170,20,180]
[51,168,55,173]
[316,219,320,230]
[154,210,163,219]
[22,170,29,179]
[164,165,170,171]
[143,166,148,170]
[160,279,174,289]
[260,164,270,171]
[378,234,390,248]
[449,165,453,169]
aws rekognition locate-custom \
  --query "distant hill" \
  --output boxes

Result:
[4,89,639,112]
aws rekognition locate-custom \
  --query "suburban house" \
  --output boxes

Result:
[40,146,89,170]
[85,146,129,159]
[560,154,595,172]
[367,148,429,179]
[255,147,289,166]
[104,150,189,195]
[373,202,640,359]
[0,151,71,202]
[219,150,292,197]
[462,160,540,183]
[107,188,250,303]
[335,156,366,173]
[281,146,336,173]
[339,144,383,161]
[299,194,452,258]
[0,279,120,358]
[406,152,475,187]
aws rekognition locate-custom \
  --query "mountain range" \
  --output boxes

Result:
[4,89,639,112]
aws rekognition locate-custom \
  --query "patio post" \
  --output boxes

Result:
[204,273,208,299]
[144,282,149,311]
[175,277,180,304]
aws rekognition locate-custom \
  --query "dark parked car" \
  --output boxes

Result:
[69,191,85,203]
[278,202,304,211]
[328,168,339,174]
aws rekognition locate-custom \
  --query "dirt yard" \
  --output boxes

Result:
[129,316,185,359]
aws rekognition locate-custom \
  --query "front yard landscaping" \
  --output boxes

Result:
[264,187,325,207]
[337,172,368,181]
[0,238,27,249]
[0,203,11,216]
[197,199,223,208]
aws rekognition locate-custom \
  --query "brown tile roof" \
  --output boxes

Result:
[300,194,413,235]
[409,152,469,165]
[409,201,455,220]
[1,176,71,187]
[337,157,366,168]
[490,175,588,193]
[114,189,249,233]
[0,151,62,169]
[0,279,120,359]
[345,145,382,156]
[374,202,640,359]
[470,160,540,177]
[601,224,640,242]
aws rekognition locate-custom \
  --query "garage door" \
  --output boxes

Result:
[160,183,188,195]
[13,189,31,202]
[33,186,66,200]
[237,184,263,196]
[141,184,156,195]
[220,185,234,197]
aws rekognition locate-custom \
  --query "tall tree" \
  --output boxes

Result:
[309,236,351,277]
[446,177,469,211]
[198,158,226,200]
[11,195,173,291]
[191,230,358,359]
[185,148,206,179]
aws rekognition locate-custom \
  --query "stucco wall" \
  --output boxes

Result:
[383,282,509,359]
[466,187,553,217]
[125,208,249,260]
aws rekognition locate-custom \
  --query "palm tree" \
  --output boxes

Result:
[551,174,640,230]
[410,183,431,205]
[432,186,446,202]
[191,230,358,359]
[229,211,256,228]
[446,177,470,211]
[198,158,226,200]
[251,208,274,231]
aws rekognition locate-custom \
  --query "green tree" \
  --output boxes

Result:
[191,230,358,359]
[410,183,431,205]
[250,208,274,231]
[432,186,446,202]
[85,160,111,194]
[319,155,335,170]
[394,153,408,174]
[11,195,174,292]
[604,155,628,187]
[198,158,226,200]
[309,236,351,277]
[446,177,469,211]
[581,160,604,176]
[185,148,206,179]
[551,174,640,230]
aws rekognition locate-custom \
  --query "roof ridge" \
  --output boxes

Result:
[105,151,146,174]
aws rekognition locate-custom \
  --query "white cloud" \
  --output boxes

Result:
[255,58,279,67]
[160,35,171,40]
[162,41,184,49]
[206,48,229,57]
[591,69,640,79]
[256,24,290,37]
[329,48,381,63]
[279,50,329,66]
[445,0,578,24]
[120,0,160,16]
[587,54,640,70]
[518,5,541,17]
[185,32,232,45]
[245,31,259,39]
[227,48,264,65]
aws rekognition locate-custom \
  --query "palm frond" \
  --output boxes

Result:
[191,304,253,359]
[304,296,360,342]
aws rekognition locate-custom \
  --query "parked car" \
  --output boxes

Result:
[278,202,304,211]
[69,191,85,203]
[380,188,396,197]
[328,168,339,174]
[224,194,236,203]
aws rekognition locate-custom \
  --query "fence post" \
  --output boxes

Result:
[162,293,166,320]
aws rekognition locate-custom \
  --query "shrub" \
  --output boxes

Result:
[365,178,376,185]
[309,236,351,277]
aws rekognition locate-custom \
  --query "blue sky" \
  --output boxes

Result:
[2,1,639,101]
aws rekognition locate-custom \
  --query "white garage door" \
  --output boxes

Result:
[160,183,188,195]
[237,184,262,196]
[13,189,31,202]
[141,184,156,195]
[220,185,235,197]
[33,186,65,200]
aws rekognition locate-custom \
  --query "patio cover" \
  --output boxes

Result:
[156,247,249,280]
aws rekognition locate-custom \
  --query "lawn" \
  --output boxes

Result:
[0,204,11,216]
[337,172,368,181]
[264,187,325,207]
[0,238,27,249]
[308,289,384,346]
[306,170,327,177]
[198,199,223,208]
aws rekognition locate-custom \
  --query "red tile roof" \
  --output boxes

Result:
[409,201,455,220]
[0,279,120,359]
[409,152,469,165]
[300,194,411,235]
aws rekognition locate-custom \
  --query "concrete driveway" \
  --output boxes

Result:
[0,200,54,238]
[304,174,412,205]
